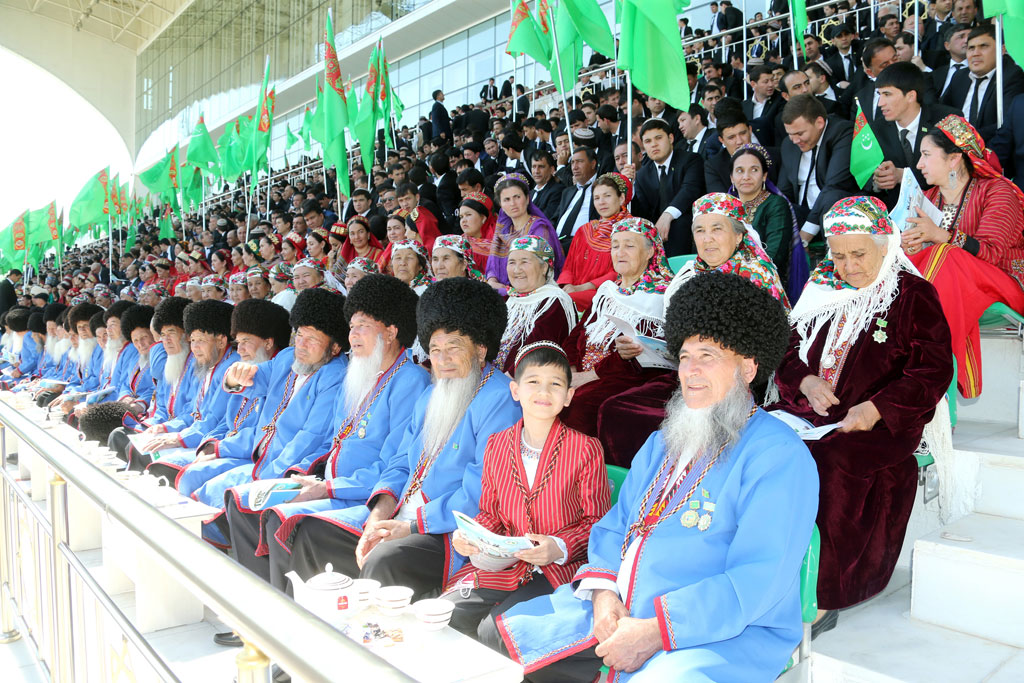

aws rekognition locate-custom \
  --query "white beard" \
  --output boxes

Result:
[163,349,189,384]
[103,337,124,375]
[292,348,331,376]
[45,335,57,359]
[54,338,71,359]
[660,371,753,470]
[421,364,482,457]
[342,336,385,414]
[249,347,271,365]
[12,334,24,353]
[77,337,98,367]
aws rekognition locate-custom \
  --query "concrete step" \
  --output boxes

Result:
[911,514,1024,648]
[791,576,1023,682]
[956,335,1023,435]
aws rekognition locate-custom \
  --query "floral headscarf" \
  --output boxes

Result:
[228,272,248,286]
[329,223,347,241]
[391,239,433,289]
[269,262,293,284]
[142,284,169,299]
[609,217,674,294]
[294,256,323,273]
[432,234,484,280]
[202,274,227,291]
[692,192,790,309]
[935,114,1024,212]
[509,235,555,273]
[599,172,634,203]
[347,257,380,276]
[245,266,269,282]
[244,240,264,263]
[119,287,137,301]
[263,233,283,252]
[809,196,895,291]
[186,277,202,289]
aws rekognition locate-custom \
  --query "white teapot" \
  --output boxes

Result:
[286,563,360,623]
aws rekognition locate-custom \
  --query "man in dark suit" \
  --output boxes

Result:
[930,23,972,98]
[923,0,955,52]
[430,90,452,141]
[991,93,1024,193]
[645,97,682,142]
[0,269,21,319]
[703,108,783,193]
[500,77,514,100]
[480,78,498,103]
[721,0,743,29]
[429,152,460,224]
[528,150,567,223]
[678,104,720,159]
[742,65,784,145]
[343,189,384,222]
[943,24,1024,143]
[552,147,600,254]
[775,70,838,142]
[629,119,706,256]
[870,62,963,207]
[843,37,898,125]
[465,103,491,135]
[462,141,497,177]
[595,105,625,158]
[778,95,859,244]
[824,24,862,88]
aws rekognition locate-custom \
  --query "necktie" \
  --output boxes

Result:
[686,139,696,152]
[899,129,914,167]
[658,164,673,209]
[843,55,851,80]
[558,183,591,239]
[969,75,987,124]
[801,146,818,207]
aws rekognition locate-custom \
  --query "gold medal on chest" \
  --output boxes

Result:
[697,513,712,532]
[681,509,699,528]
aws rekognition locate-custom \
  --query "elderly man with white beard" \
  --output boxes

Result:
[13,303,69,396]
[45,302,104,406]
[189,287,349,553]
[165,299,292,502]
[125,301,240,475]
[493,272,819,683]
[219,274,430,592]
[108,297,198,470]
[66,301,140,421]
[282,277,521,602]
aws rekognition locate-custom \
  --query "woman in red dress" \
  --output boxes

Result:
[459,192,497,274]
[904,115,1024,398]
[339,216,384,267]
[556,172,632,312]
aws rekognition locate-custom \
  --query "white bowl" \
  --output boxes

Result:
[374,585,414,615]
[413,599,455,631]
[351,578,381,608]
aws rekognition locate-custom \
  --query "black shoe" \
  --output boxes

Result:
[213,631,243,647]
[811,610,839,640]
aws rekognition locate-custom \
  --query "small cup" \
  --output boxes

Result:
[375,585,414,616]
[351,578,381,610]
[413,598,455,631]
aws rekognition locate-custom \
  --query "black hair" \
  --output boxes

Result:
[456,168,485,188]
[749,64,775,82]
[875,61,927,103]
[861,37,896,71]
[395,182,419,198]
[514,344,572,383]
[639,118,673,138]
[967,23,995,43]
[781,94,827,125]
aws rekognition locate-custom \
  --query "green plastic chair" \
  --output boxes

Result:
[783,524,821,673]
[606,465,628,506]
[666,254,697,274]
[979,302,1024,329]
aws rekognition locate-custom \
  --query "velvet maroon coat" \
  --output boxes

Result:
[772,272,953,608]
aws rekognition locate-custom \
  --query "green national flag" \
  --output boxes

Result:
[619,0,692,112]
[299,106,314,152]
[186,114,221,177]
[217,122,246,183]
[26,201,60,246]
[323,8,351,197]
[790,0,808,59]
[353,38,387,176]
[507,0,553,63]
[548,3,583,94]
[158,206,176,240]
[286,124,299,149]
[560,0,615,58]
[181,165,204,211]
[246,58,274,193]
[850,106,883,187]
[310,77,325,149]
[984,0,1024,65]
[68,167,110,229]
[138,147,179,197]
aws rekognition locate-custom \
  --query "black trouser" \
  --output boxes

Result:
[288,517,447,600]
[441,577,555,648]
[35,391,59,408]
[108,427,152,472]
[225,492,273,582]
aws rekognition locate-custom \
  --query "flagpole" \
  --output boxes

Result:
[244,175,252,242]
[790,11,799,70]
[548,0,575,155]
[996,14,1004,128]
[913,0,920,57]
[626,70,633,167]
[107,215,113,282]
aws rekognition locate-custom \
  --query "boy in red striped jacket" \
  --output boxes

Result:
[444,341,611,645]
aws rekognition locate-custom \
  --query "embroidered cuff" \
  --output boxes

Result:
[416,506,428,535]
[654,595,676,650]
[953,231,980,256]
[367,488,397,506]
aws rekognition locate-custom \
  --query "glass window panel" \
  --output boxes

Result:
[419,70,443,103]
[467,20,493,55]
[443,32,467,65]
[495,49,515,77]
[420,43,442,73]
[468,50,494,84]
[442,61,466,92]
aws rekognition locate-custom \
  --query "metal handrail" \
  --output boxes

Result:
[0,402,415,683]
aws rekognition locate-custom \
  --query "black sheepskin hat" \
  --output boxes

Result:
[152,297,191,334]
[89,310,105,336]
[43,303,67,324]
[103,300,135,326]
[344,274,419,349]
[78,401,134,443]
[416,277,507,362]
[232,299,291,351]
[68,302,103,329]
[5,307,29,333]
[183,300,234,339]
[120,305,155,342]
[290,287,350,351]
[28,313,45,336]
[665,271,790,385]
